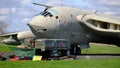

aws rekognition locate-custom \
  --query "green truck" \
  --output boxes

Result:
[16,39,71,59]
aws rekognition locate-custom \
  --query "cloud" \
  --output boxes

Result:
[99,0,120,6]
[45,0,64,6]
[103,11,117,15]
[0,16,6,21]
[21,0,32,5]
[22,18,31,23]
[0,8,11,14]
[11,8,16,13]
[19,9,33,17]
[69,0,119,17]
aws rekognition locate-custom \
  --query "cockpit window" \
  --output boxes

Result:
[47,9,58,16]
[39,11,53,17]
[37,9,58,17]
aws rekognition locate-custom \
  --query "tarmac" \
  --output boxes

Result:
[75,54,120,60]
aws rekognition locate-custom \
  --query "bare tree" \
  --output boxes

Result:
[0,21,8,35]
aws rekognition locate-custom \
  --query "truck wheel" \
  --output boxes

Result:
[67,50,70,56]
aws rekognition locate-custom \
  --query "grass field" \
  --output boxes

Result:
[0,43,16,52]
[0,43,120,68]
[82,43,120,54]
[0,58,120,68]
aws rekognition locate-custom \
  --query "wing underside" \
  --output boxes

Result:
[0,32,18,41]
[76,14,120,38]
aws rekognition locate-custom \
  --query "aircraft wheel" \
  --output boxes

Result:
[67,50,70,56]
[73,46,81,55]
[76,47,81,55]
[70,44,81,55]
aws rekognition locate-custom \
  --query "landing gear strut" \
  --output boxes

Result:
[70,44,81,55]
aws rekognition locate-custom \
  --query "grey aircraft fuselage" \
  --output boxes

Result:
[28,6,120,49]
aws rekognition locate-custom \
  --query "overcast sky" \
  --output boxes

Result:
[0,0,120,32]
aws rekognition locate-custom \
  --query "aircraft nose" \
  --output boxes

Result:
[28,15,58,38]
[28,15,48,32]
[29,15,46,27]
[28,15,57,33]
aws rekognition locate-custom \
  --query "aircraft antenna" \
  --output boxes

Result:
[33,3,52,8]
[93,10,98,14]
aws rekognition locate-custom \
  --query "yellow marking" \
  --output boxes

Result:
[32,55,42,61]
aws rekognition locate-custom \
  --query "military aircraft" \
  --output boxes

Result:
[1,3,120,54]
[27,3,120,50]
[0,30,35,45]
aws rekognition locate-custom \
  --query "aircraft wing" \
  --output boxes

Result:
[76,14,120,38]
[0,33,18,37]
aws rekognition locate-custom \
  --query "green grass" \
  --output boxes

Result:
[82,44,120,54]
[0,43,16,52]
[0,43,120,54]
[0,58,120,68]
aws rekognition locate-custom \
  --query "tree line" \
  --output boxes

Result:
[0,21,8,35]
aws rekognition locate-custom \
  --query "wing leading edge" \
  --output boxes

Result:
[0,33,18,37]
